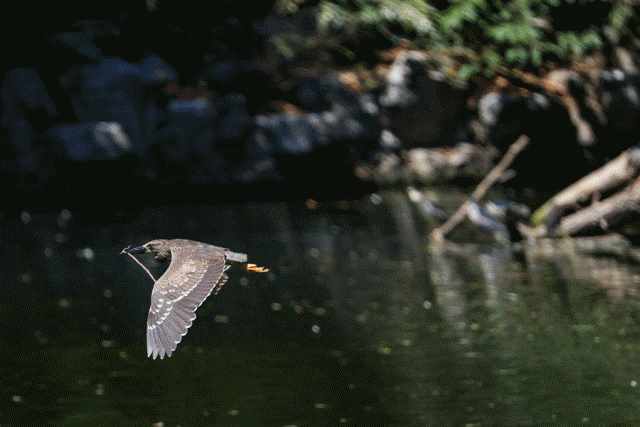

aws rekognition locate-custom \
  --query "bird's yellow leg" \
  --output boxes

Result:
[246,263,270,273]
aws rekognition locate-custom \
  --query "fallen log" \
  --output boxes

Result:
[554,176,640,236]
[531,145,640,227]
[430,135,529,241]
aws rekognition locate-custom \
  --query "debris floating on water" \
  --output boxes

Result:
[369,193,382,205]
[57,209,72,227]
[58,298,71,309]
[77,247,95,261]
[313,307,327,316]
[20,211,31,224]
[270,302,282,311]
[214,314,229,324]
[95,383,105,396]
[101,340,114,348]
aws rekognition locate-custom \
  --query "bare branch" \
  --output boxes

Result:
[430,135,530,241]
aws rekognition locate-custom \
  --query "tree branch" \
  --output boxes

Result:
[430,135,530,241]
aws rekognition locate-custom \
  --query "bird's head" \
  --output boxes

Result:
[121,239,171,261]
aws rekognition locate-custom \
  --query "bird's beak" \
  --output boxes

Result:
[121,244,147,255]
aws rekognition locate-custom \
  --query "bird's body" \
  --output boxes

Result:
[121,239,268,359]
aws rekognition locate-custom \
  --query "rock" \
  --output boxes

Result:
[405,143,493,184]
[613,47,638,74]
[230,136,281,184]
[253,91,380,157]
[254,112,328,155]
[478,92,506,128]
[203,60,271,106]
[1,68,58,173]
[477,91,530,148]
[484,200,530,222]
[357,143,494,186]
[295,75,360,112]
[467,201,509,237]
[466,199,534,243]
[379,50,467,148]
[64,58,147,151]
[138,54,178,86]
[600,69,640,151]
[249,90,382,187]
[46,121,132,162]
[205,60,257,90]
[156,97,217,183]
[477,89,589,190]
[379,129,401,150]
[213,94,253,144]
[406,187,447,221]
[61,55,176,155]
[380,51,428,109]
[49,32,102,63]
[544,69,598,147]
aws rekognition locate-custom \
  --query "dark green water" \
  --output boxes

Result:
[3,192,640,426]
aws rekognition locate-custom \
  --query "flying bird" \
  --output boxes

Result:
[121,239,268,360]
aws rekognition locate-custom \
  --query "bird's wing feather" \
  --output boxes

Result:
[147,243,227,359]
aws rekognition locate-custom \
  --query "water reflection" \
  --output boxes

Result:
[3,192,640,425]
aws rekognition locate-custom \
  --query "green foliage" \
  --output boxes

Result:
[316,0,435,38]
[607,2,637,43]
[274,0,638,80]
[432,0,615,77]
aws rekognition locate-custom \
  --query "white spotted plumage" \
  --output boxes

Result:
[144,240,231,360]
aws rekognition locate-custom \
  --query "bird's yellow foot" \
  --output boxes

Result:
[246,263,270,273]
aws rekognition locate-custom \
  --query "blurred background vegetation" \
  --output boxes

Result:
[275,0,636,78]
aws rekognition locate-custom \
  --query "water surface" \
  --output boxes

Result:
[3,192,640,426]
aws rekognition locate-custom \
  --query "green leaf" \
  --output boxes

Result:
[457,63,480,81]
[531,47,542,66]
[506,47,529,65]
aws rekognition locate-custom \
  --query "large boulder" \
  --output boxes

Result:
[63,55,176,153]
[253,88,381,157]
[46,121,132,162]
[477,89,590,190]
[1,68,58,174]
[250,87,382,187]
[294,75,361,112]
[379,50,467,148]
[600,69,640,155]
[149,97,219,184]
[254,113,326,156]
[213,93,253,145]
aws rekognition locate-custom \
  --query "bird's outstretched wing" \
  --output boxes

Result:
[147,242,228,359]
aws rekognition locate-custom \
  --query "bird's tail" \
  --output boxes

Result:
[225,250,248,263]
